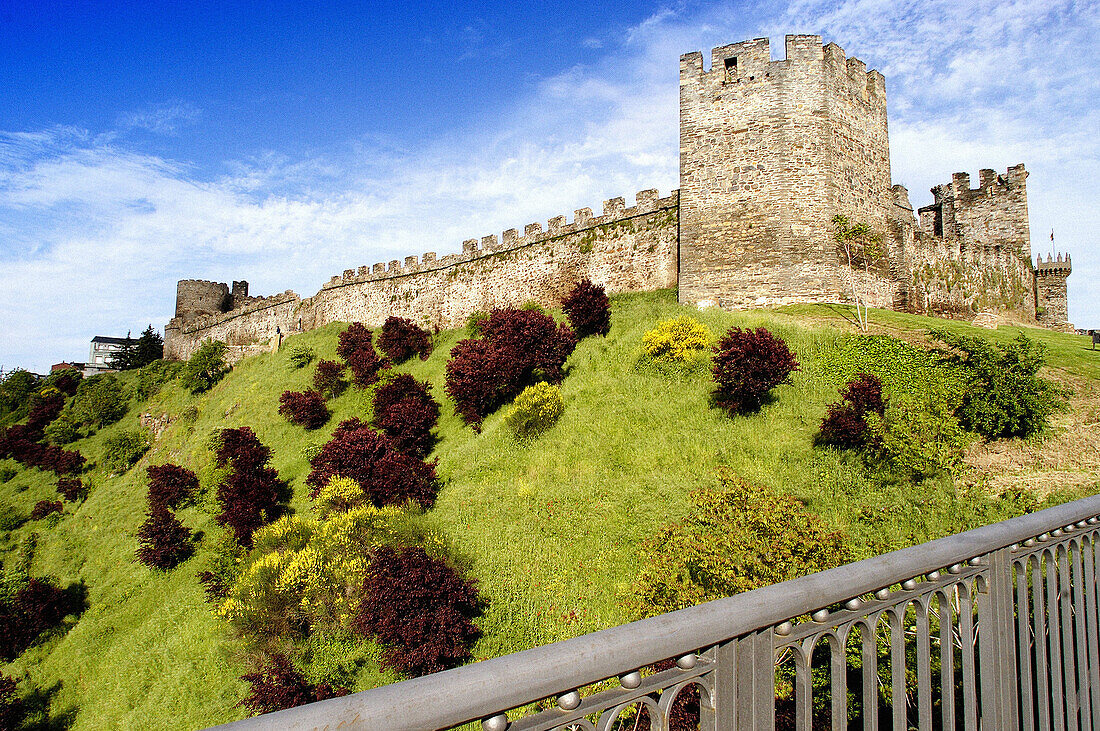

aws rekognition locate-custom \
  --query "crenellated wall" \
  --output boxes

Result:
[1035,254,1072,330]
[164,190,678,361]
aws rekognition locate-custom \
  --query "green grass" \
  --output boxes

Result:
[1,289,1097,729]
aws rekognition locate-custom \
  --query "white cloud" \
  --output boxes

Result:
[2,0,1098,372]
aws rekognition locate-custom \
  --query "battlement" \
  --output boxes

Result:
[177,290,300,334]
[1036,253,1072,274]
[944,164,1027,200]
[319,189,678,290]
[680,35,885,107]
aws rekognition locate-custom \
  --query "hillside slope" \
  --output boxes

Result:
[1,289,1097,729]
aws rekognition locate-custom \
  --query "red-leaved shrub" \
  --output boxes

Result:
[712,327,799,414]
[50,370,82,396]
[337,323,390,387]
[817,372,885,449]
[238,653,348,715]
[352,546,480,677]
[0,578,72,661]
[0,422,84,476]
[372,375,439,458]
[278,390,330,429]
[56,477,86,502]
[136,505,193,570]
[26,394,66,431]
[306,418,438,508]
[0,674,22,729]
[561,278,611,339]
[214,427,286,547]
[312,359,347,399]
[445,308,576,429]
[30,499,62,521]
[146,464,198,510]
[378,316,432,363]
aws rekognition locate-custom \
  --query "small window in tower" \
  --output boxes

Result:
[724,57,737,82]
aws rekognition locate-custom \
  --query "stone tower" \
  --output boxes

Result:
[1035,254,1073,329]
[678,35,897,309]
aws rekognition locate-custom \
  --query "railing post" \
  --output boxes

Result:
[978,547,1019,729]
[732,629,775,731]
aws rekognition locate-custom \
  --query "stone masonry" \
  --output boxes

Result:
[163,34,1072,362]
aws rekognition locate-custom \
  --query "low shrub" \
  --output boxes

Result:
[45,369,82,396]
[0,425,85,476]
[288,345,316,369]
[306,418,438,508]
[712,327,799,414]
[377,316,432,363]
[278,390,330,430]
[214,427,286,547]
[146,464,198,510]
[239,654,348,715]
[72,374,127,427]
[352,545,481,677]
[864,393,972,479]
[465,310,489,336]
[816,373,885,449]
[179,340,229,394]
[312,360,347,399]
[43,409,80,444]
[133,360,182,401]
[932,330,1068,440]
[642,316,711,363]
[624,475,848,619]
[103,429,150,473]
[372,375,439,458]
[30,500,62,521]
[26,393,66,431]
[56,477,86,502]
[0,577,73,661]
[445,308,576,429]
[0,674,22,729]
[136,506,193,570]
[0,466,15,483]
[335,322,374,361]
[505,382,563,439]
[561,278,611,338]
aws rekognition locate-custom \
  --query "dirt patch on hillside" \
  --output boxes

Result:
[963,373,1100,497]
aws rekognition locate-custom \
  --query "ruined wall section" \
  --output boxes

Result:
[302,190,678,331]
[910,165,1035,317]
[164,190,678,361]
[679,35,897,311]
[1035,254,1072,330]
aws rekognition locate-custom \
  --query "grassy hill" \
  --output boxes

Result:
[1,289,1097,729]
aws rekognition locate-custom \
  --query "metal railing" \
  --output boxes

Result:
[215,493,1100,731]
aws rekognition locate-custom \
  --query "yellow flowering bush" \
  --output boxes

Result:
[504,382,564,438]
[642,316,712,363]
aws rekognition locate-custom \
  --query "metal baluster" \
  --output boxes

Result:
[1047,549,1066,731]
[958,581,978,730]
[831,630,848,731]
[978,548,1019,729]
[889,606,906,731]
[915,599,932,731]
[794,641,812,731]
[1016,558,1035,731]
[1034,553,1052,731]
[1084,535,1100,731]
[733,629,774,731]
[862,617,880,731]
[1058,545,1078,728]
[938,591,955,731]
[1072,539,1092,729]
[703,642,732,731]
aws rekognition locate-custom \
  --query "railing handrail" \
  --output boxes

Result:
[213,492,1100,730]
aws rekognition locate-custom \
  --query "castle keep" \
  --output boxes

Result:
[164,34,1072,362]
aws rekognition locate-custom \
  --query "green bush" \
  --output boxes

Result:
[72,374,127,428]
[43,410,80,445]
[864,392,972,479]
[623,473,848,619]
[103,429,151,473]
[134,360,183,401]
[504,382,563,439]
[288,345,316,369]
[0,466,15,483]
[465,310,489,336]
[180,340,229,394]
[932,330,1068,440]
[642,316,712,364]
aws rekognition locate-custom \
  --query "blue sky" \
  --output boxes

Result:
[1,0,1097,373]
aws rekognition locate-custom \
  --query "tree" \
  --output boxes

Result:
[832,214,883,332]
[180,340,228,393]
[110,326,164,370]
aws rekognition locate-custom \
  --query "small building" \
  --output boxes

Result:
[50,361,85,373]
[84,336,129,377]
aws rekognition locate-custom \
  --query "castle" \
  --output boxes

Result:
[164,35,1072,362]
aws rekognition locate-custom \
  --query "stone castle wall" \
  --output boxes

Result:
[164,191,678,361]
